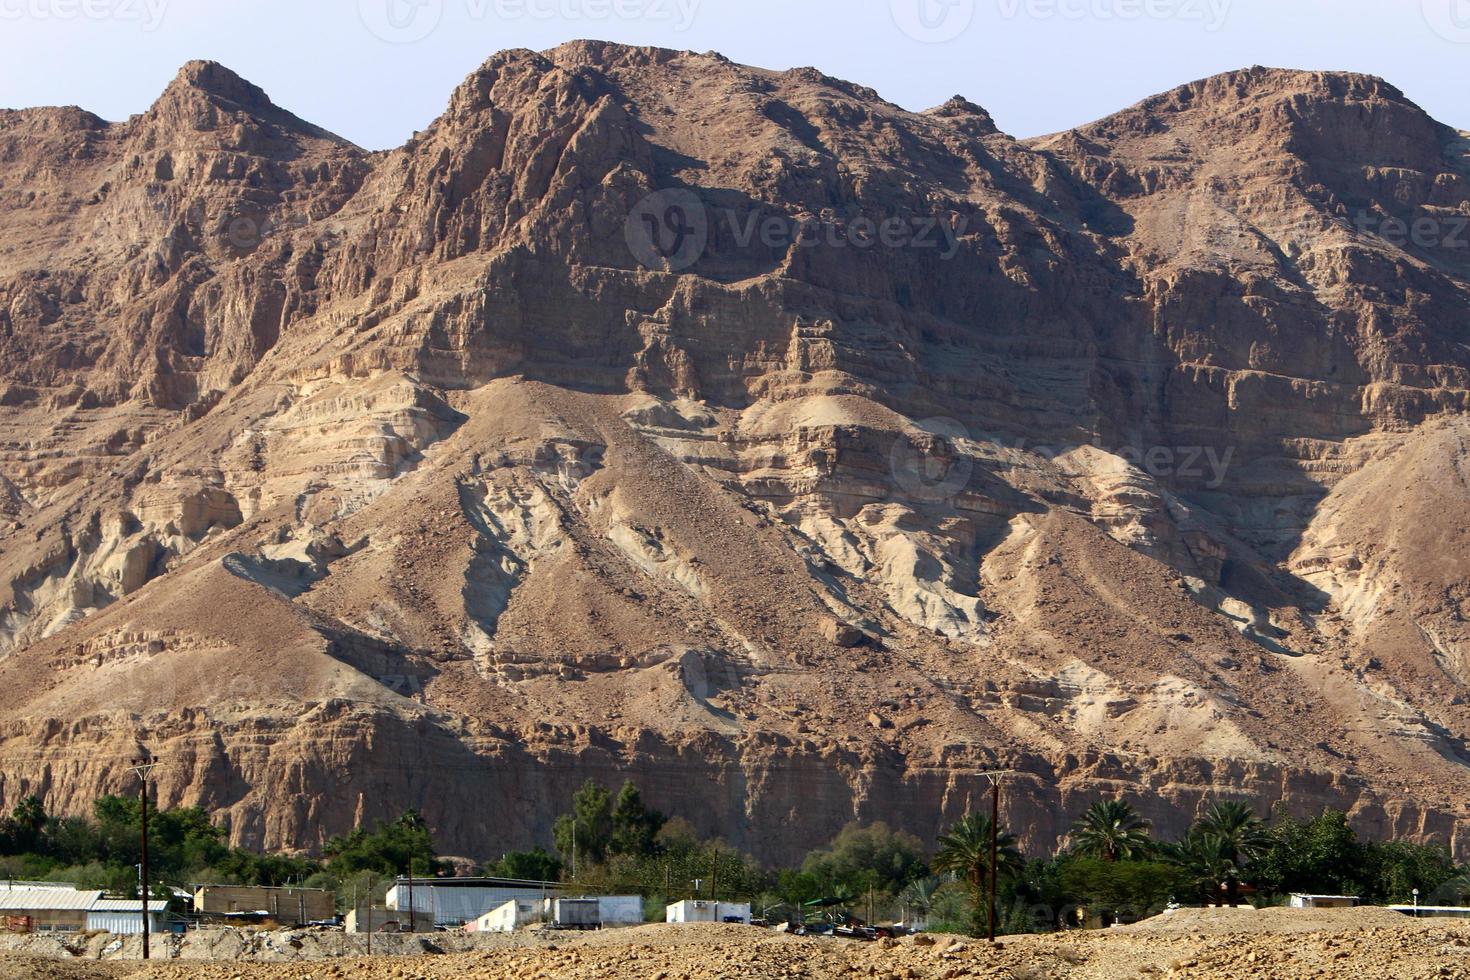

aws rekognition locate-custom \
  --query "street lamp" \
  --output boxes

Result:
[1413,888,1420,917]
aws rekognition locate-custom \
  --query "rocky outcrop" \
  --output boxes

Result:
[1,46,1469,863]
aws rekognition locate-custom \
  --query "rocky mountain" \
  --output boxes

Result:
[1,43,1468,863]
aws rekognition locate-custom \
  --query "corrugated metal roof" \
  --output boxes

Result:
[0,887,102,911]
[89,899,168,912]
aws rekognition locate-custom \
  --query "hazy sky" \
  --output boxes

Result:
[1,0,1466,149]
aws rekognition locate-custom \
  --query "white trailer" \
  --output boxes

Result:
[549,896,643,929]
[665,900,752,925]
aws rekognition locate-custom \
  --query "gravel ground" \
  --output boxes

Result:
[1,912,1467,979]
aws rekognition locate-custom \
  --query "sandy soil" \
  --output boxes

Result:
[1,911,1468,979]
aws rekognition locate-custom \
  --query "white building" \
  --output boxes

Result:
[85,899,168,935]
[1287,894,1360,909]
[467,898,545,933]
[666,900,752,925]
[385,877,558,929]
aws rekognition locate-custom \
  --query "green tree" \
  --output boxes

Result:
[1070,800,1152,862]
[900,876,943,927]
[609,782,665,858]
[554,780,614,870]
[1252,810,1364,900]
[492,847,563,882]
[1196,801,1271,866]
[934,813,1023,935]
[1364,838,1462,904]
[1057,857,1188,923]
[324,810,444,878]
[8,796,47,853]
[1164,802,1269,905]
[801,822,928,899]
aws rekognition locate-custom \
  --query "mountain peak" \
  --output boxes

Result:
[168,60,275,112]
[141,60,352,146]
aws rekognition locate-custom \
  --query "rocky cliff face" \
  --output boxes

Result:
[1,45,1469,863]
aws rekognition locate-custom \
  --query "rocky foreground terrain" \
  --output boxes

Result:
[2,915,1469,979]
[2,41,1470,861]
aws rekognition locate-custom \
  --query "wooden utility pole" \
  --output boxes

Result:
[976,769,1018,944]
[366,873,376,955]
[988,778,999,942]
[127,756,159,959]
[406,866,415,933]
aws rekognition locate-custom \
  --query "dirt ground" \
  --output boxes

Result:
[1,910,1468,980]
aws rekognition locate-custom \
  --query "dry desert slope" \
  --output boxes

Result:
[0,43,1469,861]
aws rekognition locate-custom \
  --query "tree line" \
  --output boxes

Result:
[494,782,1469,934]
[2,786,1464,936]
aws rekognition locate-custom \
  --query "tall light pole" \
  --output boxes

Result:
[127,756,159,960]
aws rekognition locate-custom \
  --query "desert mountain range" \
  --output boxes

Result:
[1,42,1469,862]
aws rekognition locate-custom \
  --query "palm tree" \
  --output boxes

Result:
[934,813,1023,933]
[900,876,943,928]
[1070,799,1153,862]
[1164,801,1270,905]
[1195,801,1271,867]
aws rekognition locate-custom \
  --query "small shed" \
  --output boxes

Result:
[0,887,102,933]
[85,899,168,935]
[1287,894,1360,909]
[666,900,752,925]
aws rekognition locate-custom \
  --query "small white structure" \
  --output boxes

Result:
[1287,894,1360,909]
[666,900,752,925]
[85,899,168,935]
[548,896,643,929]
[467,898,544,933]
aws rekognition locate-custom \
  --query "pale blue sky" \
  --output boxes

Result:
[1,0,1465,149]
